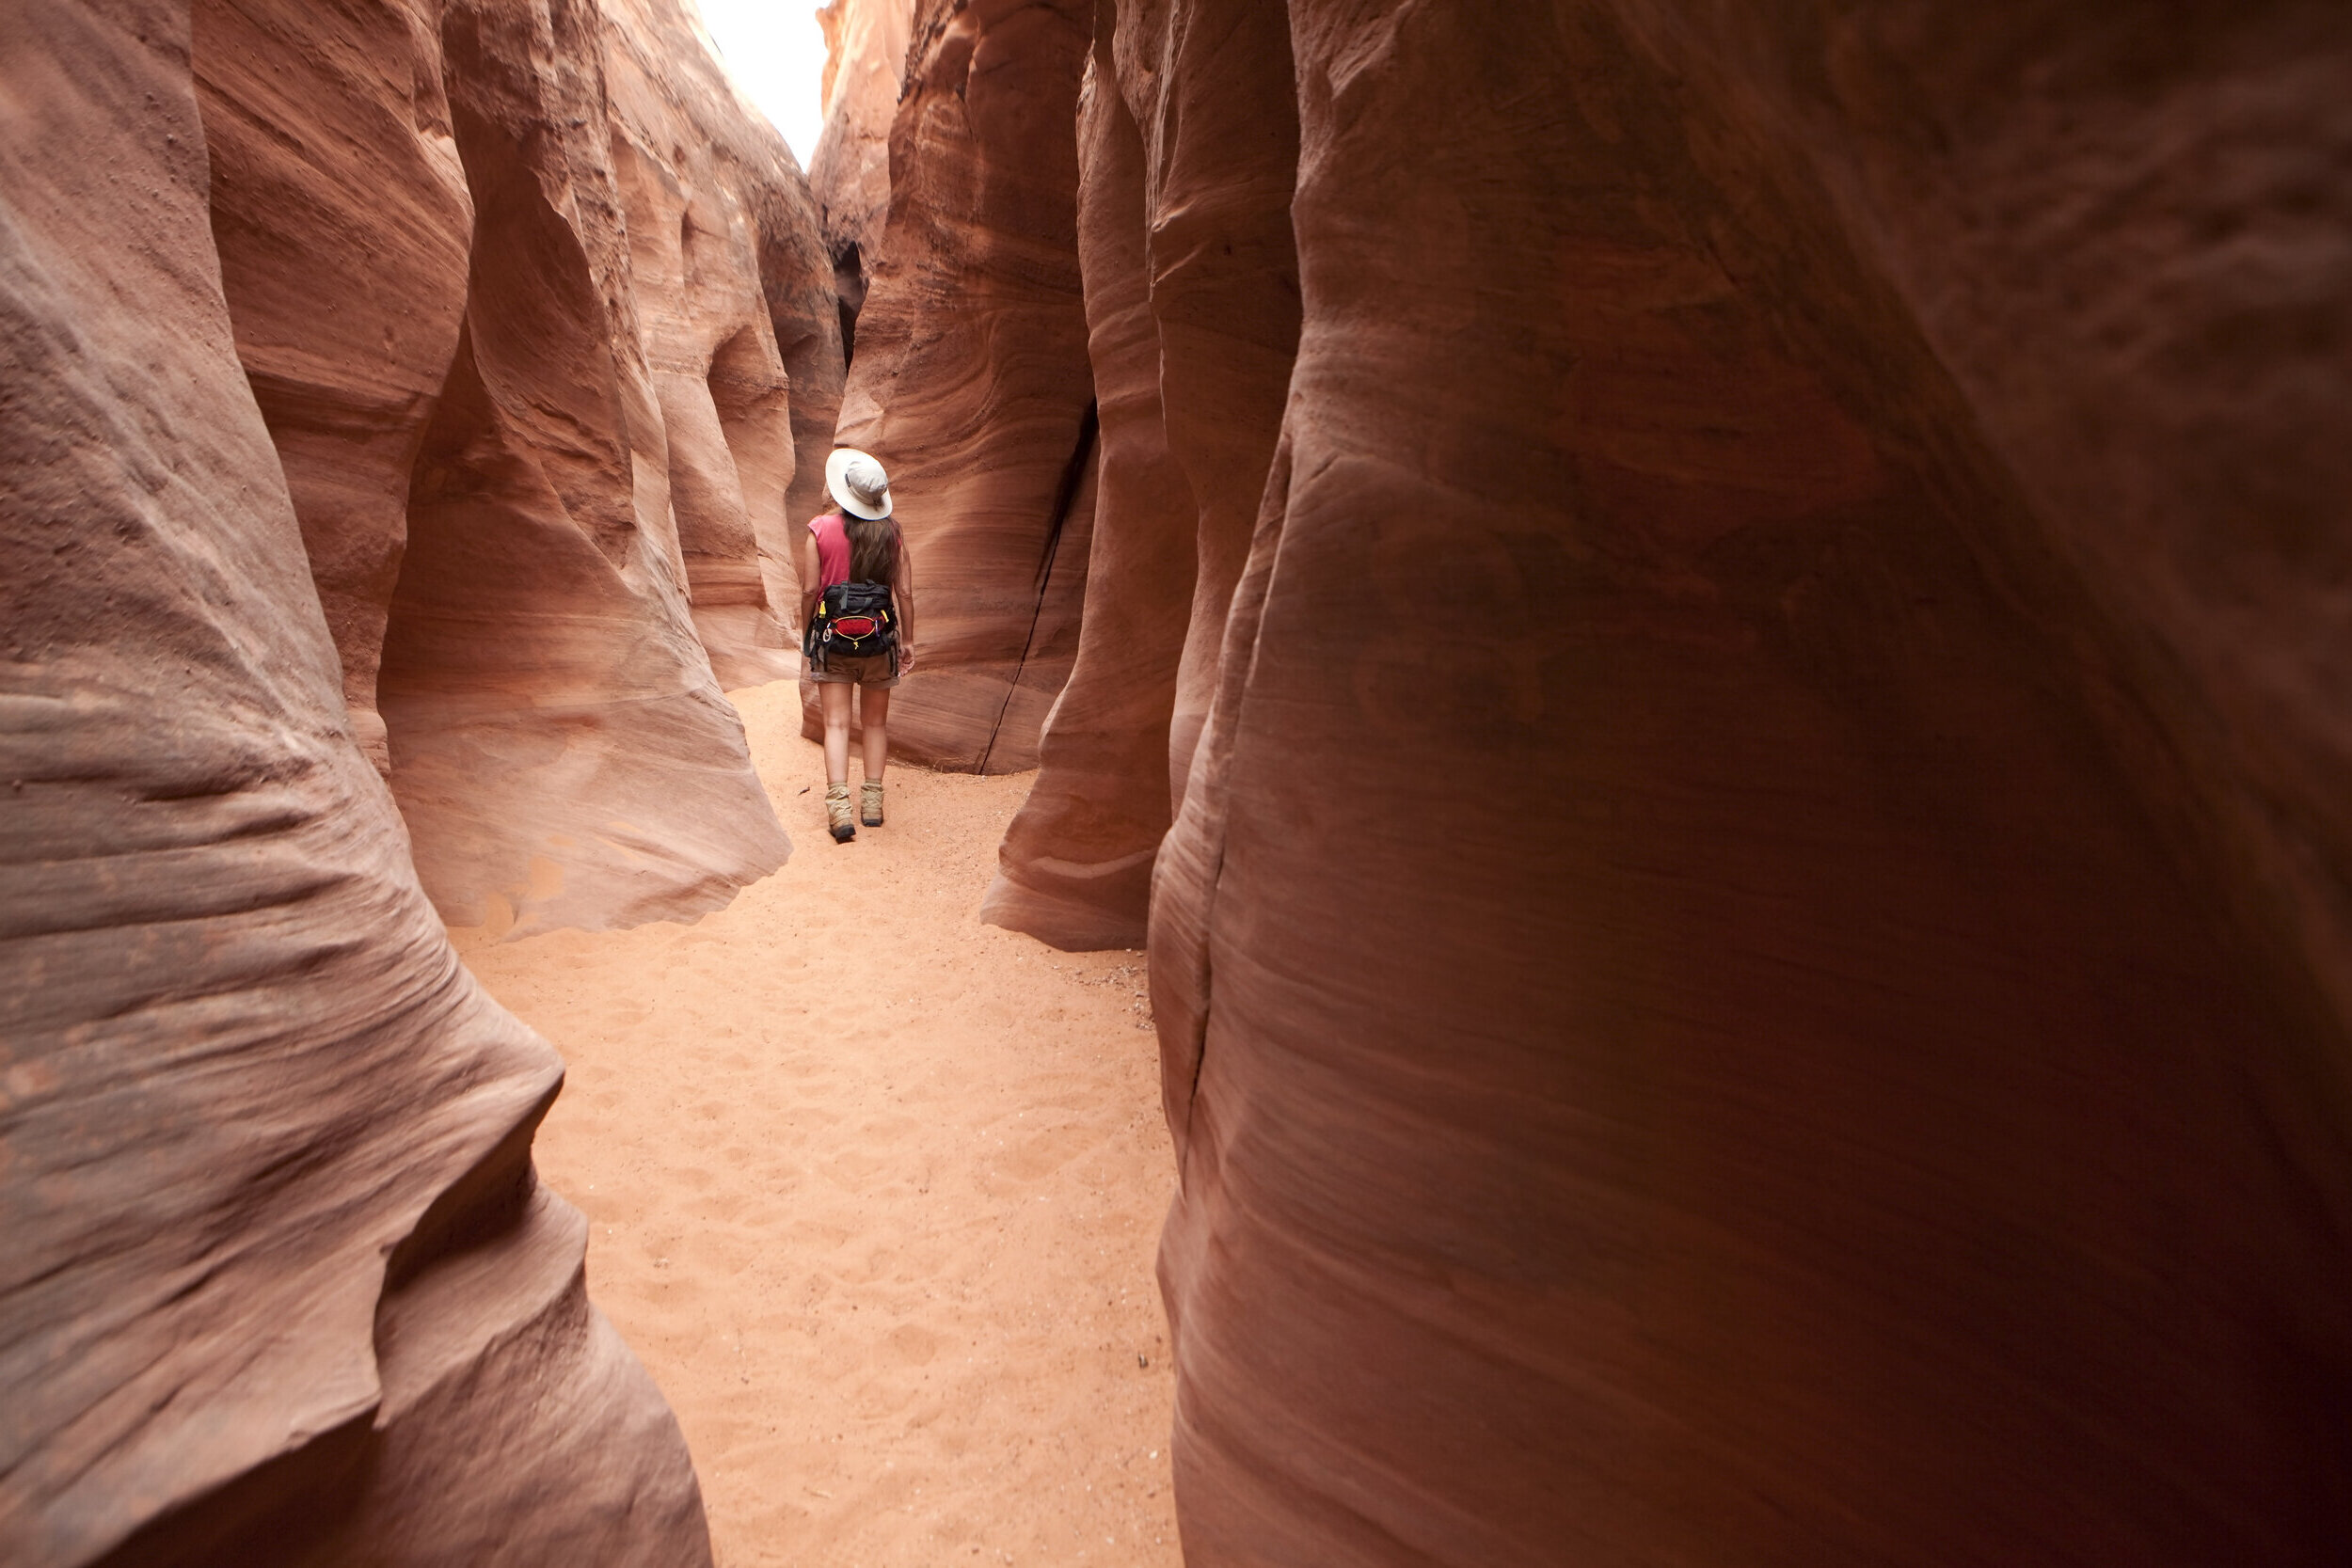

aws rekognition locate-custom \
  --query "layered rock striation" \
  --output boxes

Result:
[603,0,806,689]
[198,0,839,937]
[983,0,1297,947]
[11,0,2350,1561]
[817,0,1098,773]
[969,0,2352,1560]
[810,0,914,347]
[378,0,783,935]
[977,7,1194,948]
[608,0,849,647]
[0,3,712,1563]
[193,0,473,777]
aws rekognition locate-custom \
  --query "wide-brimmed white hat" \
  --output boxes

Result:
[825,447,893,519]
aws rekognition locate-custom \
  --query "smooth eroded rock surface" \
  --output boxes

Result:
[603,0,817,686]
[817,0,1098,772]
[810,0,913,337]
[980,0,1197,949]
[1104,0,1299,801]
[1126,1,2352,1563]
[193,0,473,776]
[0,5,710,1563]
[373,0,793,935]
[986,0,1297,945]
[199,0,843,936]
[1624,0,2352,1084]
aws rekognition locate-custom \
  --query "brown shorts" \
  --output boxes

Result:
[807,651,900,689]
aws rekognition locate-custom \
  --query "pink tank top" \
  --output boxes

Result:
[808,512,898,588]
[808,512,852,588]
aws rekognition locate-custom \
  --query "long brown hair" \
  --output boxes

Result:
[845,512,900,584]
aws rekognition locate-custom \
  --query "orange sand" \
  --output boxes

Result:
[450,681,1183,1567]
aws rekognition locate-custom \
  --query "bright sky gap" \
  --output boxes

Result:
[693,0,831,168]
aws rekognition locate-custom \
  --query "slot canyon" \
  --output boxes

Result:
[4,1,2349,1566]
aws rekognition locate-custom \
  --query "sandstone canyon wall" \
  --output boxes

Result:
[810,0,914,344]
[815,0,1099,773]
[977,9,1199,948]
[964,0,2352,1560]
[198,0,842,937]
[191,0,472,778]
[982,0,1297,946]
[607,0,850,642]
[0,3,712,1564]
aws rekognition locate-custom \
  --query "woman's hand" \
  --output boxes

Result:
[898,641,917,675]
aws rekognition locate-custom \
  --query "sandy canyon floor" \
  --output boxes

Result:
[451,681,1183,1567]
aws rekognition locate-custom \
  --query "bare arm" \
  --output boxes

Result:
[797,521,821,633]
[895,537,917,673]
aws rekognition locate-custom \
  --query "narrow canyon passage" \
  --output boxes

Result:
[450,683,1182,1567]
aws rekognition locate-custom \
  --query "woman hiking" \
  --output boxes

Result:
[800,448,917,844]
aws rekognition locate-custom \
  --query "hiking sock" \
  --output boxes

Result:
[824,781,856,843]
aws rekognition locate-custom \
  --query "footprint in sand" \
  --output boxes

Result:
[996,1122,1104,1181]
[790,1220,851,1250]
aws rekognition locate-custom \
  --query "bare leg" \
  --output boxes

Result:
[821,680,852,784]
[861,685,891,780]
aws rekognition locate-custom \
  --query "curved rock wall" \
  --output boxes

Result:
[195,0,840,936]
[757,233,850,610]
[376,0,792,935]
[603,0,844,682]
[1613,0,2352,1097]
[962,0,2352,1560]
[1106,0,1300,802]
[193,0,472,777]
[738,105,851,622]
[810,0,913,339]
[817,0,1098,773]
[979,1,1197,949]
[982,0,1296,947]
[0,3,709,1563]
[605,24,790,688]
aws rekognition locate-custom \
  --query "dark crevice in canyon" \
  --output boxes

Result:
[979,398,1100,776]
[831,236,863,365]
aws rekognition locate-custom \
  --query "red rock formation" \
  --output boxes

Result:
[193,0,472,777]
[372,0,796,935]
[810,0,913,338]
[1613,0,2352,1098]
[743,162,850,630]
[1138,3,2352,1564]
[603,0,818,685]
[979,2,1197,948]
[984,0,1299,945]
[0,4,707,1563]
[817,0,1098,773]
[1107,0,1299,801]
[197,0,843,936]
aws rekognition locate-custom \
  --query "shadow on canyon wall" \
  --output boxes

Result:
[972,0,2352,1560]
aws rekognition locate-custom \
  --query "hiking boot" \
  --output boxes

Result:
[824,782,856,843]
[860,779,885,828]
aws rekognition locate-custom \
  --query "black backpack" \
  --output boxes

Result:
[805,578,898,669]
